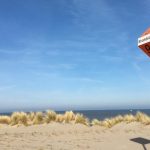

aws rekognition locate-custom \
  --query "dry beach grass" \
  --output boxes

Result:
[0,110,150,127]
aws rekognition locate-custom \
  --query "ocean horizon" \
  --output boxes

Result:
[1,109,150,120]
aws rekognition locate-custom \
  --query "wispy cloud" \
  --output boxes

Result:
[0,85,16,91]
[0,49,24,54]
[132,59,150,85]
[66,77,103,83]
[69,0,119,30]
[132,62,142,71]
[100,55,123,62]
[37,63,77,70]
[31,70,103,84]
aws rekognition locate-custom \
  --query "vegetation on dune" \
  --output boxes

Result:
[55,114,64,123]
[91,119,101,126]
[28,112,35,122]
[0,116,11,124]
[0,111,149,127]
[101,115,124,128]
[135,112,150,125]
[11,112,28,126]
[75,113,89,125]
[123,114,136,123]
[33,112,43,125]
[113,115,124,124]
[64,111,75,123]
[101,118,113,128]
[45,110,57,123]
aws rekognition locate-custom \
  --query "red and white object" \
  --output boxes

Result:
[138,28,150,57]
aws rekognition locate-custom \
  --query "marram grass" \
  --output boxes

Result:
[101,115,124,128]
[91,119,101,126]
[123,114,136,123]
[75,113,89,125]
[0,111,150,128]
[45,110,57,123]
[0,116,11,124]
[56,114,64,123]
[33,112,43,125]
[11,112,28,126]
[28,112,35,122]
[135,112,150,125]
[64,111,75,123]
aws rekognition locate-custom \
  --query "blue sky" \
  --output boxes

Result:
[0,0,150,112]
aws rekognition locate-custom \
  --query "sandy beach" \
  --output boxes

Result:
[0,122,150,150]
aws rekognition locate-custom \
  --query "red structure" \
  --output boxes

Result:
[138,28,150,57]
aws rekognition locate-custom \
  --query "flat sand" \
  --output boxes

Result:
[0,122,150,150]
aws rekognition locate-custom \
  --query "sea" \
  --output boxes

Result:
[1,109,150,121]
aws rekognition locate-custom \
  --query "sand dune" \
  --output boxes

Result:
[0,122,150,150]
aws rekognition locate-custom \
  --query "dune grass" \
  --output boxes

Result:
[106,115,124,128]
[91,119,101,126]
[101,118,113,128]
[45,110,57,123]
[11,112,28,126]
[64,111,76,123]
[33,112,44,125]
[28,112,35,122]
[0,116,11,124]
[135,111,150,125]
[123,114,136,123]
[75,113,89,125]
[0,110,150,127]
[56,114,65,123]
